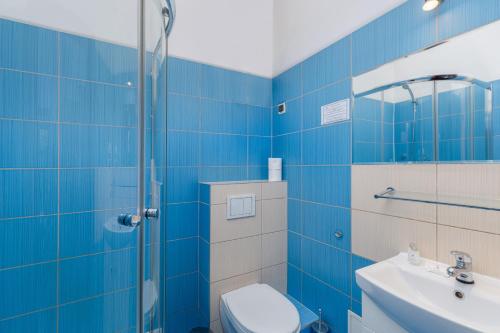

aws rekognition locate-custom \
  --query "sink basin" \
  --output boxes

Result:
[356,253,500,333]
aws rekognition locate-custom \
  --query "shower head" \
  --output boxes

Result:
[402,83,417,105]
[163,0,176,37]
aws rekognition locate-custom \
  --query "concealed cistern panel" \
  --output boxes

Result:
[226,194,256,220]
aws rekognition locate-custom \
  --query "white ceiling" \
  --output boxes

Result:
[0,0,406,78]
[272,0,406,76]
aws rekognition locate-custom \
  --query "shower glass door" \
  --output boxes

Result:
[0,1,168,332]
[143,0,169,331]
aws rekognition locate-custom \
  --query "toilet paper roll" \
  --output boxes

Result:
[268,158,282,182]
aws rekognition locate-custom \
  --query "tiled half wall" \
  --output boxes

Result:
[352,163,500,279]
[199,181,288,332]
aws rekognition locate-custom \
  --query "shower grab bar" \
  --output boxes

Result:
[354,74,492,99]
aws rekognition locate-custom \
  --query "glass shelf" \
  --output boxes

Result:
[374,187,500,211]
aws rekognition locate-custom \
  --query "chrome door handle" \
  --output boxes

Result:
[118,214,141,227]
[144,208,159,219]
[118,208,159,227]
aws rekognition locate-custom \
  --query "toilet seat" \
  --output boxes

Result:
[221,283,300,333]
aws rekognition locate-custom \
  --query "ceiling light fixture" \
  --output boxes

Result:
[423,0,441,11]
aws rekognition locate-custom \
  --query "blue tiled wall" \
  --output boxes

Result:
[273,1,500,332]
[0,17,272,333]
[167,57,272,331]
[2,1,499,332]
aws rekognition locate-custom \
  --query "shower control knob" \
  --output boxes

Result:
[334,230,344,239]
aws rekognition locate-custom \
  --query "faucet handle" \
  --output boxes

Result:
[450,250,472,265]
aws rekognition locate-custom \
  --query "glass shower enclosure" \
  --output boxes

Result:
[0,1,173,332]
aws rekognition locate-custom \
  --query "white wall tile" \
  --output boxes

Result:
[211,235,262,282]
[262,231,287,268]
[262,198,287,233]
[352,164,437,223]
[352,210,436,262]
[437,225,500,279]
[209,270,261,322]
[262,263,287,294]
[211,202,262,243]
[262,181,287,199]
[211,183,262,205]
[437,164,500,234]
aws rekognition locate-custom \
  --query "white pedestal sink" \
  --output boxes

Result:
[355,253,500,333]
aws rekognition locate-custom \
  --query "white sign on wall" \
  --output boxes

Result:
[321,99,350,125]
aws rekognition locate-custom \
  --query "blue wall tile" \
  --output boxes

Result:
[302,36,351,94]
[199,238,210,280]
[0,120,57,168]
[60,78,136,126]
[273,133,302,165]
[273,98,302,136]
[0,216,57,269]
[288,231,302,268]
[240,73,272,107]
[302,274,350,333]
[168,57,201,96]
[59,210,136,258]
[248,166,268,180]
[287,264,302,301]
[302,166,351,207]
[302,202,351,252]
[200,201,211,242]
[60,33,136,84]
[283,166,302,199]
[288,199,302,233]
[199,274,210,318]
[0,263,57,320]
[0,169,57,219]
[248,136,271,165]
[60,168,136,213]
[438,0,500,40]
[0,309,56,333]
[61,124,136,168]
[247,105,271,136]
[200,183,211,204]
[166,238,198,277]
[59,248,136,304]
[198,166,247,182]
[301,238,350,294]
[273,64,302,105]
[166,203,199,241]
[167,167,199,203]
[352,0,437,76]
[59,289,135,333]
[302,123,350,165]
[200,134,247,166]
[167,93,200,130]
[167,131,199,166]
[0,70,57,121]
[166,272,198,315]
[200,100,247,134]
[0,19,58,74]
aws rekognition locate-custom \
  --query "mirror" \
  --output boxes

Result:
[352,20,499,164]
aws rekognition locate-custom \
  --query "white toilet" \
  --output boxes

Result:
[220,283,301,333]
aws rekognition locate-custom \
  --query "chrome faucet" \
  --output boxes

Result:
[446,251,474,284]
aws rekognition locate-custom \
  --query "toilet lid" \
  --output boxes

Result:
[221,284,300,333]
